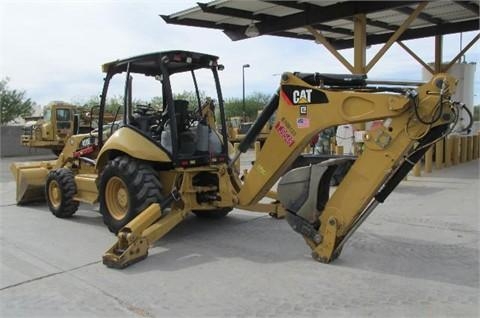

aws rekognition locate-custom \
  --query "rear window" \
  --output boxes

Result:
[56,109,71,121]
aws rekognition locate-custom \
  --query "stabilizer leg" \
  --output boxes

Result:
[103,203,162,269]
[103,190,183,269]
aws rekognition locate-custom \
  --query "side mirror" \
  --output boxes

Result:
[217,64,225,71]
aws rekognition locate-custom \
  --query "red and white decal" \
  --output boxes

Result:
[275,121,295,147]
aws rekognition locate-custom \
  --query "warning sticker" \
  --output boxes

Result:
[275,121,295,147]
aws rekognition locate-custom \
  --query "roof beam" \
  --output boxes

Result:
[262,1,309,11]
[270,31,316,41]
[306,26,354,73]
[246,1,417,36]
[365,18,398,31]
[395,5,445,25]
[198,2,353,37]
[453,1,480,15]
[161,15,241,32]
[225,28,319,42]
[366,2,427,72]
[397,41,435,74]
[332,19,479,50]
[197,2,270,21]
[310,24,353,36]
[443,33,480,72]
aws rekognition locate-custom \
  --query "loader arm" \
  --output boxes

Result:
[237,72,457,262]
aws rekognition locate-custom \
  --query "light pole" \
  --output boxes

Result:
[242,64,250,120]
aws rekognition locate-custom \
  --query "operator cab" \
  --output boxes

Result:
[98,51,229,168]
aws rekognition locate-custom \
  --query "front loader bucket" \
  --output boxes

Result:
[10,161,56,204]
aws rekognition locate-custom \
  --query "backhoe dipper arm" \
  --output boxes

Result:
[237,72,457,263]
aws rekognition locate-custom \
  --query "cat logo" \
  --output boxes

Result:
[292,89,312,104]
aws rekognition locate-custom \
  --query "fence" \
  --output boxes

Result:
[0,125,51,157]
[412,132,480,176]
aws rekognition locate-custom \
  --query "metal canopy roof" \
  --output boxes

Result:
[162,0,479,50]
[101,51,219,76]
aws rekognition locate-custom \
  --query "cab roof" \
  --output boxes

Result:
[101,50,219,76]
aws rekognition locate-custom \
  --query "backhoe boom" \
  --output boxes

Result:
[240,72,457,263]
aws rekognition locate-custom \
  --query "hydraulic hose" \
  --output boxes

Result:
[238,90,279,153]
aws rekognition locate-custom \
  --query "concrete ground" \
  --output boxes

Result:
[0,153,478,317]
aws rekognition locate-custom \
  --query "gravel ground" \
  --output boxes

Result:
[0,153,478,317]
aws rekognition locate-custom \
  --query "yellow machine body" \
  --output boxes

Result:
[103,72,458,268]
[11,133,100,204]
[10,64,458,269]
[96,127,171,169]
[21,102,78,153]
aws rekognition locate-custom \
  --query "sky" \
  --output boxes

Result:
[0,0,478,113]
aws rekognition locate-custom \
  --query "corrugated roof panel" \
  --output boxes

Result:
[322,19,355,28]
[408,20,434,28]
[368,9,404,20]
[216,0,274,12]
[286,27,313,34]
[164,0,479,49]
[215,16,257,26]
[177,11,226,22]
[366,25,387,33]
[378,14,432,26]
[290,28,348,40]
[253,5,302,17]
[301,0,343,7]
[424,4,476,19]
[330,34,354,40]
[423,0,458,11]
[437,11,479,21]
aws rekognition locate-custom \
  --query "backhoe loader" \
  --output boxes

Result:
[20,101,117,156]
[11,50,458,269]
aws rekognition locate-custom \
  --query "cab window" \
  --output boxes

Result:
[56,109,71,121]
[43,108,52,121]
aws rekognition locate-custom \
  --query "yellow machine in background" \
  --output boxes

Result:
[20,101,116,156]
[21,102,82,156]
[11,51,459,269]
[227,110,273,146]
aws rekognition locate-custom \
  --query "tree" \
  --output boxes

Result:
[0,77,36,124]
[173,90,206,109]
[73,95,123,114]
[224,92,271,119]
[473,105,479,122]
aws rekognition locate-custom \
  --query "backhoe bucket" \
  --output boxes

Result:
[10,161,56,204]
[278,158,351,241]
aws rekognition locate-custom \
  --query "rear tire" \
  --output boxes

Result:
[192,207,232,219]
[46,168,79,218]
[99,156,163,234]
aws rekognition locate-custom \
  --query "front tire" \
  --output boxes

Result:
[99,156,163,234]
[46,168,79,218]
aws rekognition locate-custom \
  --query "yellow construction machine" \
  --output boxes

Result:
[11,50,459,269]
[21,102,83,156]
[20,101,116,156]
[227,110,273,145]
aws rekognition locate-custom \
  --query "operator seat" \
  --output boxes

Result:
[173,99,189,132]
[173,100,196,155]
